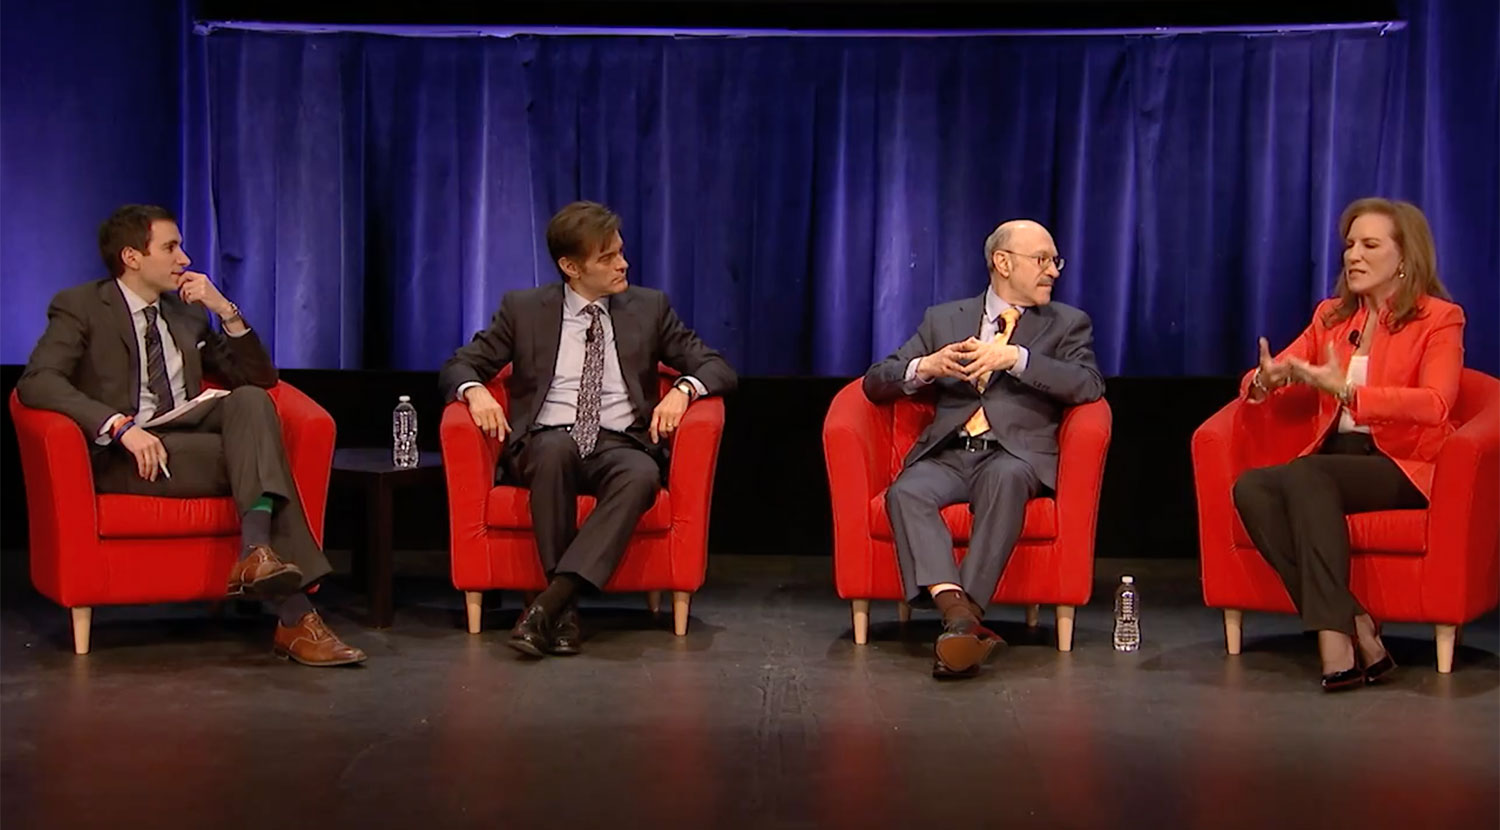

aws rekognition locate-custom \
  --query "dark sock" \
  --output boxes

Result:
[533,573,587,619]
[240,496,276,559]
[277,592,315,627]
[933,589,978,623]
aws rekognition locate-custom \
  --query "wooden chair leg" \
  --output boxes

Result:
[897,601,911,623]
[1055,605,1075,652]
[671,591,690,636]
[71,607,92,655]
[647,591,662,615]
[1224,609,1243,655]
[1436,624,1458,674]
[1025,604,1040,628]
[852,600,870,645]
[464,592,483,634]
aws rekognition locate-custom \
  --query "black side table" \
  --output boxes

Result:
[330,448,444,628]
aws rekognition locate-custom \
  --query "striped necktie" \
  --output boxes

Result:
[142,306,176,414]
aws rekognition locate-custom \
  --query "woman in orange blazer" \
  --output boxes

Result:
[1232,197,1464,692]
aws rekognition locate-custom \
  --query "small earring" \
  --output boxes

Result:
[1398,270,1406,279]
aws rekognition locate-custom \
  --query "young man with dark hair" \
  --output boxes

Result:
[18,204,365,666]
[440,201,736,658]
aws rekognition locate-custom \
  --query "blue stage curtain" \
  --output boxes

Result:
[3,2,1492,376]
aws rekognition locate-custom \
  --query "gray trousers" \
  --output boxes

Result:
[886,443,1041,613]
[92,386,331,586]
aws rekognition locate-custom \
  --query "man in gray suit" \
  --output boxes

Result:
[863,219,1104,679]
[18,205,365,666]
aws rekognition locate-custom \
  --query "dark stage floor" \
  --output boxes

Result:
[2,554,1496,830]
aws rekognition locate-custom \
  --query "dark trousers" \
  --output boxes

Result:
[886,441,1042,613]
[504,427,661,590]
[1232,432,1426,634]
[92,386,332,586]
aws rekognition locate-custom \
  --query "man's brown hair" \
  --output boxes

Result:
[546,201,621,280]
[98,204,175,278]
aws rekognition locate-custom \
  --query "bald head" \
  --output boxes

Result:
[984,220,1053,272]
[984,218,1060,307]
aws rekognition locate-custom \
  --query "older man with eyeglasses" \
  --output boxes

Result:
[862,219,1104,679]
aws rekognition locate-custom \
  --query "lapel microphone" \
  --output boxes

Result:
[1348,330,1360,346]
[586,327,596,343]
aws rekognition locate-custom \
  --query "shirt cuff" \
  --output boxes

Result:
[455,381,482,402]
[903,357,934,391]
[96,413,126,446]
[677,376,708,399]
[1007,346,1030,376]
[226,326,251,338]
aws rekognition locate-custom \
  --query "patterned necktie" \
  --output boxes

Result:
[961,307,1021,437]
[141,306,176,414]
[572,305,606,456]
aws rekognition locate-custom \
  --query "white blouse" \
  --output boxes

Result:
[1337,355,1372,434]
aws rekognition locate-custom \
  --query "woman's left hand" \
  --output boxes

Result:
[1288,342,1345,396]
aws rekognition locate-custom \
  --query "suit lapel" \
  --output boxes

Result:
[100,280,142,409]
[160,297,202,396]
[536,283,565,388]
[608,289,648,413]
[952,292,988,343]
[1012,303,1053,347]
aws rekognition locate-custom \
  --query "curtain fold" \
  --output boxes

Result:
[176,3,1496,375]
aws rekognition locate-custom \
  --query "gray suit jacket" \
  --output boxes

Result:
[439,283,737,464]
[862,293,1104,488]
[17,278,278,444]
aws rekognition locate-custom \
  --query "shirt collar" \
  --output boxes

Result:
[116,279,159,316]
[563,283,610,317]
[985,287,1022,324]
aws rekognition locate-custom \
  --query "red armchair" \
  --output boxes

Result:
[9,382,336,654]
[441,365,726,637]
[822,380,1112,650]
[1192,368,1500,673]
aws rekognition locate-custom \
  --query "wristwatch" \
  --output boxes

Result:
[219,301,243,326]
[673,379,697,400]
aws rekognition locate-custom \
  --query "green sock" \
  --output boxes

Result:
[241,495,276,557]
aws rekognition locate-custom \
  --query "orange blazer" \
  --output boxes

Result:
[1239,295,1466,498]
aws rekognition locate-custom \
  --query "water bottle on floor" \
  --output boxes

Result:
[1113,575,1140,652]
[393,395,419,469]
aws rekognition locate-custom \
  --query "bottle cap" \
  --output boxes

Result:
[398,395,411,402]
[1121,575,1134,584]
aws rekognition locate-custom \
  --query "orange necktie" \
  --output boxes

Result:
[962,307,1021,437]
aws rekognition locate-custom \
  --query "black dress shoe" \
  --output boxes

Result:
[1320,666,1364,692]
[934,615,996,674]
[507,604,553,658]
[550,605,582,656]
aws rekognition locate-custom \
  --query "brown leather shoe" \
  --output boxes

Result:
[227,546,303,598]
[274,612,368,666]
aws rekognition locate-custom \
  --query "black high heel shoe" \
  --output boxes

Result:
[1360,621,1398,685]
[1321,666,1365,692]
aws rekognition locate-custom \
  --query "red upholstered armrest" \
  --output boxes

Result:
[1054,398,1112,549]
[1422,385,1500,617]
[823,380,895,551]
[8,391,101,599]
[265,382,336,545]
[441,397,501,546]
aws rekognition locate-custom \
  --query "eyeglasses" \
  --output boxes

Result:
[997,249,1065,273]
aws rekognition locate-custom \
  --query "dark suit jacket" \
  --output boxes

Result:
[17,278,278,444]
[862,293,1104,488]
[439,283,737,463]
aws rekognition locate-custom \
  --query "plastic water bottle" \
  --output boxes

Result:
[393,395,419,469]
[1113,576,1140,652]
